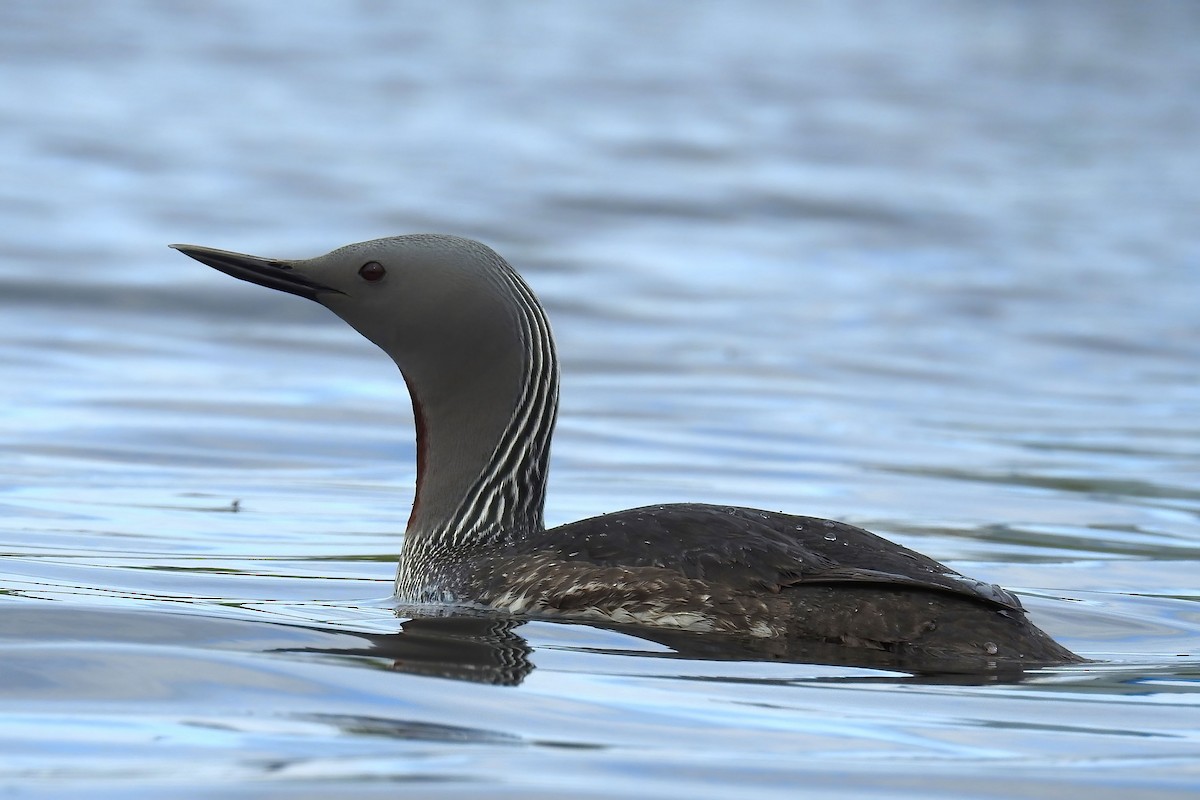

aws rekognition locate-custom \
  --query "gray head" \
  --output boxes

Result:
[173,235,560,595]
[175,235,527,384]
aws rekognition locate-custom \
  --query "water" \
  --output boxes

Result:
[2,1,1199,796]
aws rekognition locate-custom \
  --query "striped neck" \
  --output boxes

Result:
[395,259,559,600]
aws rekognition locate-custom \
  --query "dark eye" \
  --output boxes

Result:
[359,261,386,282]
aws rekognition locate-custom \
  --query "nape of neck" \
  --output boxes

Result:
[396,259,558,599]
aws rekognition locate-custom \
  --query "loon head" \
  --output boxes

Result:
[172,235,560,590]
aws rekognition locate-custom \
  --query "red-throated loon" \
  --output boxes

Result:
[172,235,1080,666]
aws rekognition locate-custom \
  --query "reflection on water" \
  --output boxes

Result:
[1,0,1199,796]
[0,599,1198,793]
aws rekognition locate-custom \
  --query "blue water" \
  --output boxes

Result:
[2,2,1199,796]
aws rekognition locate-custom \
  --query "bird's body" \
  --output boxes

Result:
[173,235,1080,667]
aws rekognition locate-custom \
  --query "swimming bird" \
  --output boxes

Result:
[173,235,1080,666]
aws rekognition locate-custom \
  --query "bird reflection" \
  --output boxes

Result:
[277,613,1068,687]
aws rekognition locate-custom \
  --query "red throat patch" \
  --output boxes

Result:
[404,379,427,530]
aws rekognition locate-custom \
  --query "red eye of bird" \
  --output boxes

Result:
[359,261,386,282]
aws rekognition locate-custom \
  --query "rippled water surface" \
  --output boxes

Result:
[2,2,1199,797]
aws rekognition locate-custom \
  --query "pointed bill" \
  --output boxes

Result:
[170,243,342,301]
